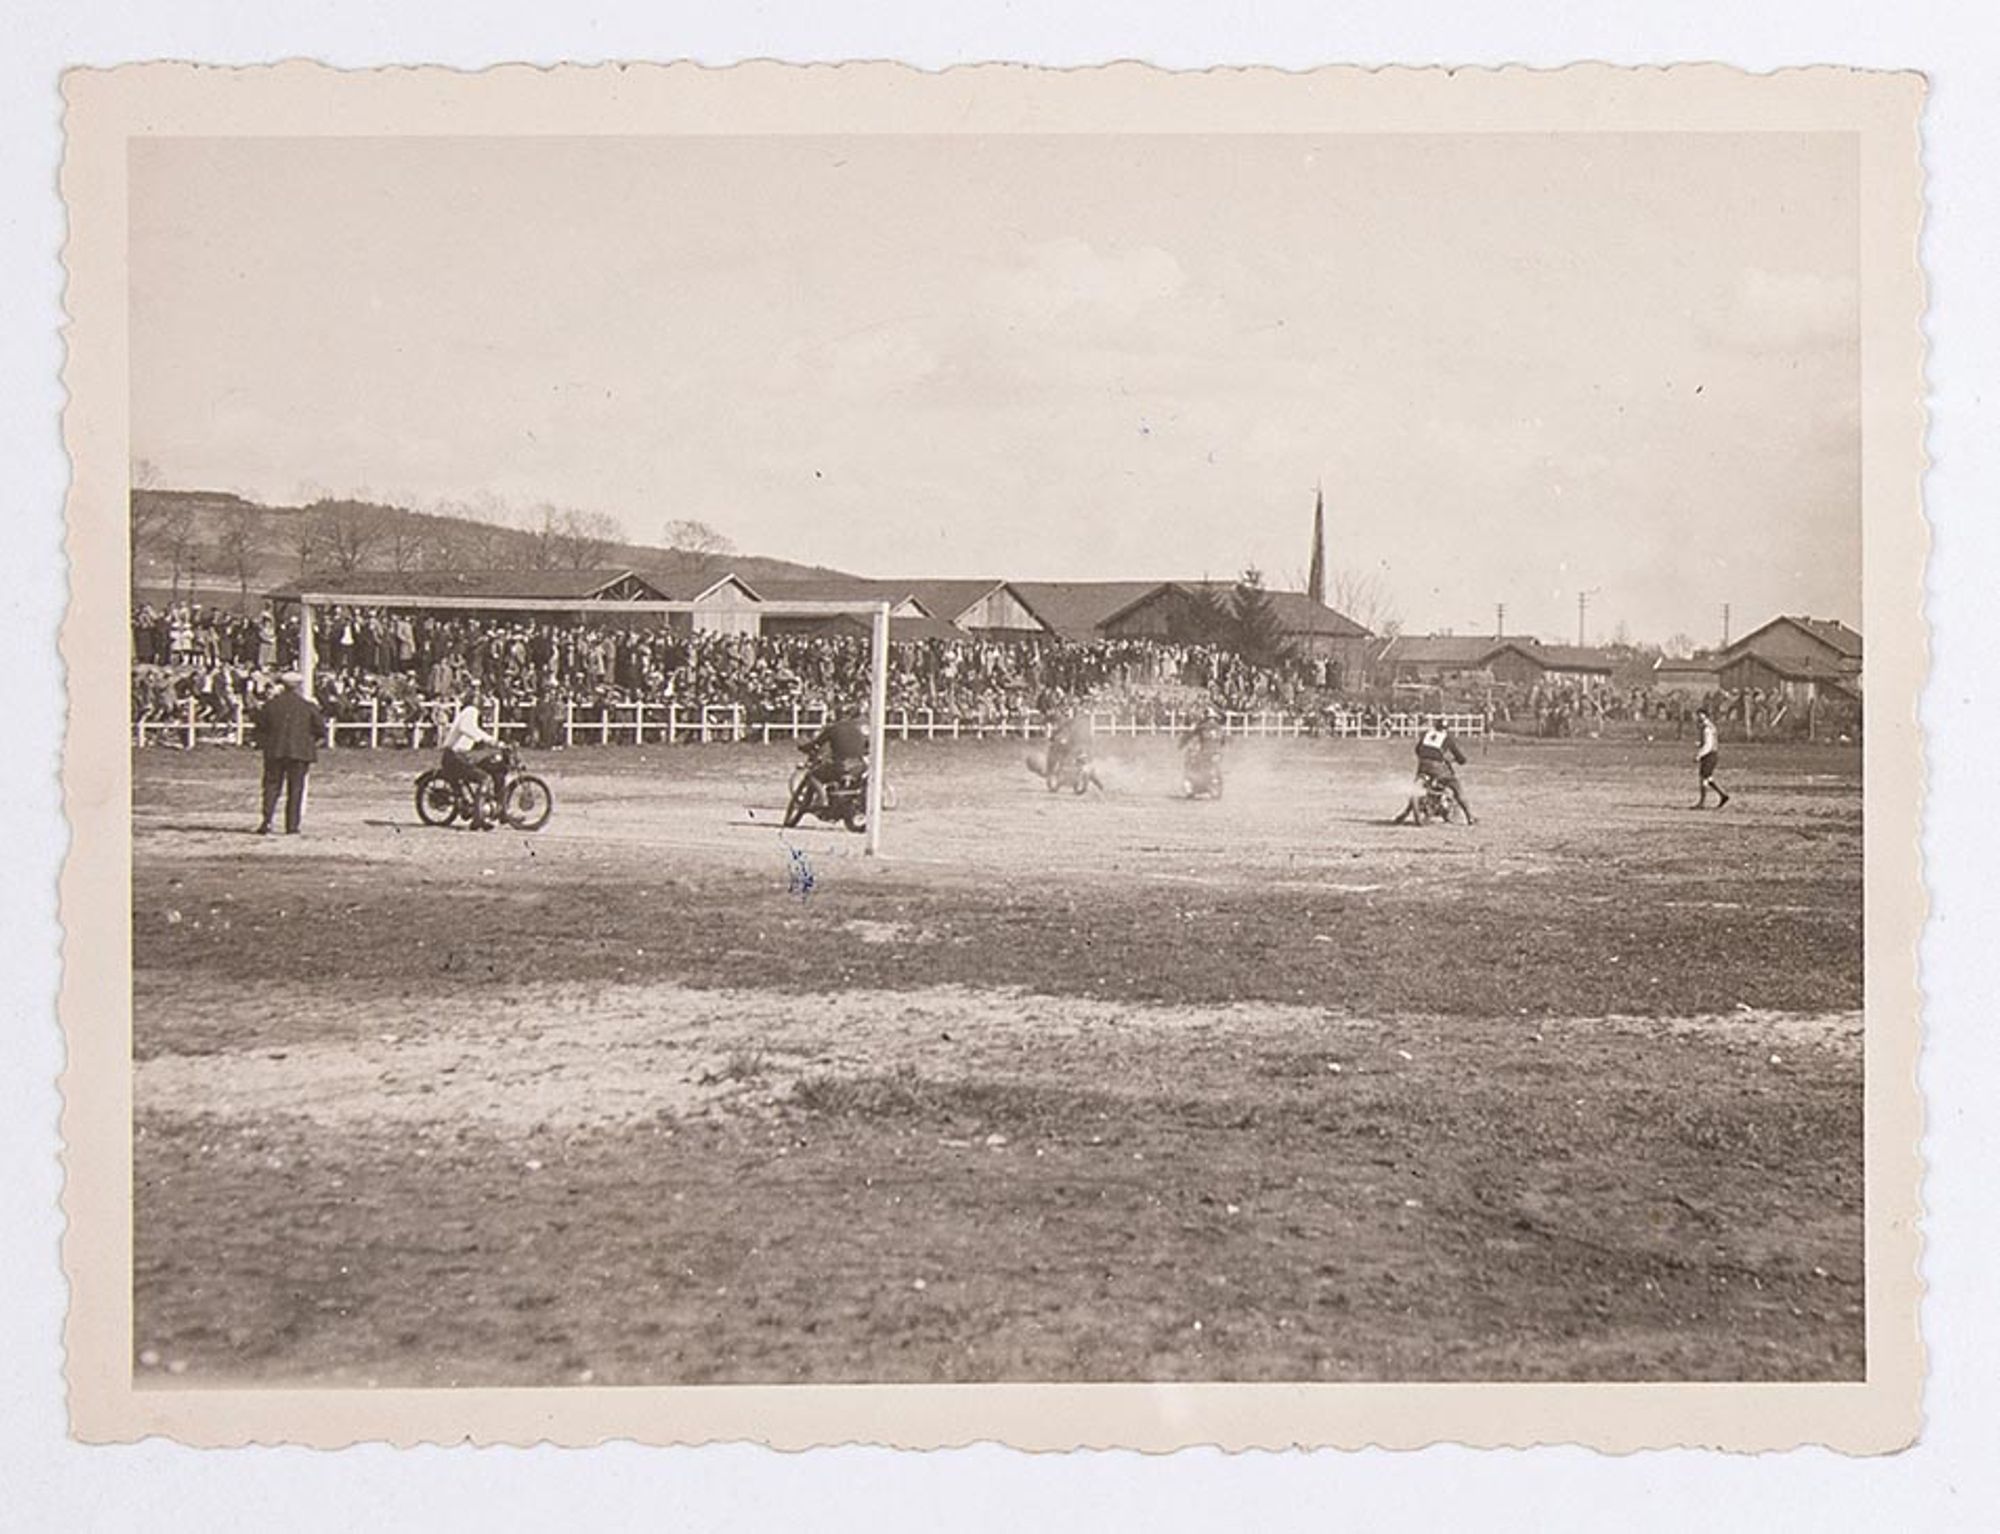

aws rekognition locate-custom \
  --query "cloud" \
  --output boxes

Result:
[1703,268,1857,355]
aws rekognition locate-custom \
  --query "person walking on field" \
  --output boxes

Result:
[254,670,325,835]
[1693,707,1731,809]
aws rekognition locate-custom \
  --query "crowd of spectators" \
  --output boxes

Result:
[130,600,1854,745]
[132,602,1331,738]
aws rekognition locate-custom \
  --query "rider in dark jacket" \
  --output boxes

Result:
[804,713,869,786]
[1396,717,1475,824]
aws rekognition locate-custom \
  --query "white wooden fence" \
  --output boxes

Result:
[133,695,1487,749]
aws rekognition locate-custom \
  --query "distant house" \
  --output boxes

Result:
[1651,655,1720,695]
[1373,634,1614,689]
[1374,634,1538,683]
[1710,614,1862,707]
[1719,615,1862,674]
[1490,642,1617,688]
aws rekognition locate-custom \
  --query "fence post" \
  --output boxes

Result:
[369,697,381,750]
[184,695,197,751]
[564,701,575,747]
[233,706,245,747]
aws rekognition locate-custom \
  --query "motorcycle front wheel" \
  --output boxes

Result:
[783,774,816,829]
[503,774,554,832]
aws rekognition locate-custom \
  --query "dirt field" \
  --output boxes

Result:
[129,733,1864,1385]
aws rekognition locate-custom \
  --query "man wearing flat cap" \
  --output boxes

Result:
[254,670,326,835]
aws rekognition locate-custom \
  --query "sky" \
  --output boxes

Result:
[129,132,1860,644]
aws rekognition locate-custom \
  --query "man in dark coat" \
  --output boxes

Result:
[255,671,326,835]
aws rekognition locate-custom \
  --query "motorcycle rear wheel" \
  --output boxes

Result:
[415,770,460,827]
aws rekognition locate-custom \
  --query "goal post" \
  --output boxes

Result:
[285,590,897,856]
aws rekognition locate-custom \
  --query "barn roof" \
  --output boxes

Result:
[1010,581,1172,641]
[1376,634,1538,667]
[1514,642,1617,674]
[643,568,761,602]
[1726,614,1863,661]
[898,580,1017,625]
[1160,582,1372,638]
[1653,655,1720,676]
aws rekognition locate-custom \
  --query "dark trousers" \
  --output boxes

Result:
[260,756,310,832]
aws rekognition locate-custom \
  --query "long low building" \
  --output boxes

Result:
[1374,634,1617,688]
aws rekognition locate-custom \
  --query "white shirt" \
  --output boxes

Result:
[1697,717,1719,756]
[441,703,496,754]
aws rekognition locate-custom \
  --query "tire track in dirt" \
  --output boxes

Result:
[136,972,1860,1134]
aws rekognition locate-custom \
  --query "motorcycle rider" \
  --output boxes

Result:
[1046,700,1104,792]
[802,706,870,791]
[1177,710,1225,794]
[1395,715,1475,825]
[439,684,510,829]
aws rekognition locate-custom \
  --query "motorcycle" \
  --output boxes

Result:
[415,743,555,832]
[1405,767,1468,827]
[1182,748,1224,800]
[785,743,872,833]
[1041,738,1102,795]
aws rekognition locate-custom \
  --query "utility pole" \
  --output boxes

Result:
[1577,590,1592,648]
[1495,602,1506,638]
[1720,602,1732,648]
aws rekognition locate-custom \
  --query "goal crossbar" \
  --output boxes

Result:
[285,591,895,856]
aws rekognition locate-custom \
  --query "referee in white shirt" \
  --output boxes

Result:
[1693,708,1732,809]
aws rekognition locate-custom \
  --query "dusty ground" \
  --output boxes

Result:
[130,734,1864,1384]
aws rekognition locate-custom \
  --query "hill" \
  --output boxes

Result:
[128,489,851,611]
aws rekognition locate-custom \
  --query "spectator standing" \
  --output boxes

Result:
[254,671,325,835]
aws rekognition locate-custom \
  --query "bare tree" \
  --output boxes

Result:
[212,502,267,606]
[284,508,322,579]
[550,508,626,570]
[660,518,736,582]
[1663,631,1697,659]
[1324,567,1401,638]
[383,515,428,574]
[310,498,389,575]
[518,504,564,571]
[157,501,203,605]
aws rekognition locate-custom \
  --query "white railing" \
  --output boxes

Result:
[134,698,1488,748]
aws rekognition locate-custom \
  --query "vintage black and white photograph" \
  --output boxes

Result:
[58,62,1925,1450]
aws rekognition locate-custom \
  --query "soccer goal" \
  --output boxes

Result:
[285,590,896,856]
